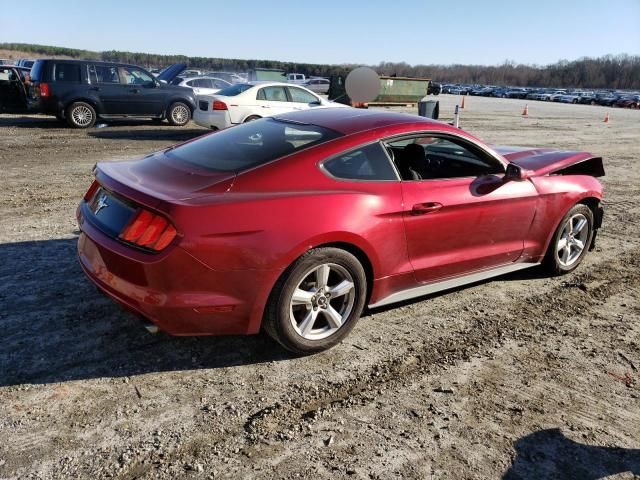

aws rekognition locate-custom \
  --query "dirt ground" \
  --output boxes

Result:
[1,95,639,479]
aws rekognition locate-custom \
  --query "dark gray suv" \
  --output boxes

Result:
[29,60,196,128]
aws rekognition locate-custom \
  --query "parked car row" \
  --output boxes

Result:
[443,83,640,108]
[0,58,347,128]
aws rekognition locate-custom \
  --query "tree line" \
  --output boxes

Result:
[2,42,639,89]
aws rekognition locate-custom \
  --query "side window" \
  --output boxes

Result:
[186,79,198,87]
[323,143,398,181]
[260,86,288,102]
[385,136,504,181]
[213,80,228,89]
[200,79,215,89]
[121,67,154,85]
[53,63,81,82]
[288,87,318,104]
[89,65,120,84]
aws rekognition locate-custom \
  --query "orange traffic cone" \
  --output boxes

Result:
[460,95,465,109]
[604,113,609,123]
[522,104,529,116]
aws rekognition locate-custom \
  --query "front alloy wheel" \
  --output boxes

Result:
[556,213,589,267]
[545,203,594,274]
[264,247,367,354]
[167,102,191,126]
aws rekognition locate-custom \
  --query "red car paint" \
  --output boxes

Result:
[77,108,604,336]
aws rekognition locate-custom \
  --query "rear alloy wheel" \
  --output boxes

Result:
[66,102,96,128]
[167,102,191,126]
[544,204,594,275]
[264,248,367,354]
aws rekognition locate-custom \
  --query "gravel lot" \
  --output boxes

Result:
[1,95,639,479]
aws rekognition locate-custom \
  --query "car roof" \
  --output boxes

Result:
[274,108,443,135]
[34,58,149,69]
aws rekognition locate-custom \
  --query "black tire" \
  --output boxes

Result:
[263,247,367,354]
[543,204,594,275]
[244,115,261,123]
[167,102,191,126]
[65,102,96,128]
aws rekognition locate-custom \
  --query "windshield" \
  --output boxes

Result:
[215,83,253,96]
[165,118,342,172]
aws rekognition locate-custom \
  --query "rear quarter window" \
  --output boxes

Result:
[53,63,81,83]
[323,143,398,181]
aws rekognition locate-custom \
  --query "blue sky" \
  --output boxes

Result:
[1,0,638,66]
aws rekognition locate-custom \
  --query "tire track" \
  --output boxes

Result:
[243,247,640,442]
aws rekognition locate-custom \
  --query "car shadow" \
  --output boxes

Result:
[0,238,292,387]
[88,127,208,142]
[503,428,640,479]
[0,115,63,128]
[0,115,209,140]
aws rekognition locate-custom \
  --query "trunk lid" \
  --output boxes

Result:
[96,150,236,207]
[494,145,602,177]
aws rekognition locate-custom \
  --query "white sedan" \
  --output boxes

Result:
[193,82,348,130]
[176,76,232,96]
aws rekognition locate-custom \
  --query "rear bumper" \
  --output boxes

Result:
[193,107,231,130]
[77,219,273,336]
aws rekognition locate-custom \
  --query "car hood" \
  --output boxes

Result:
[96,150,236,205]
[156,63,187,83]
[493,145,603,176]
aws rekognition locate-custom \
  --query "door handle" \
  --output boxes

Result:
[130,88,140,93]
[411,202,443,215]
[89,86,100,91]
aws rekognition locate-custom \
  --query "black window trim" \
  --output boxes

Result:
[319,140,401,183]
[381,131,507,182]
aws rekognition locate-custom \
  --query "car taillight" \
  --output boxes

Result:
[212,100,228,110]
[40,82,50,98]
[84,180,100,201]
[120,209,177,252]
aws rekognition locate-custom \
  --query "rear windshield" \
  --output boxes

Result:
[30,60,45,82]
[214,83,252,97]
[165,118,342,172]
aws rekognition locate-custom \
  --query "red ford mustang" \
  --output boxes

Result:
[77,108,604,353]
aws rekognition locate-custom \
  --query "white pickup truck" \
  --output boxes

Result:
[287,73,306,84]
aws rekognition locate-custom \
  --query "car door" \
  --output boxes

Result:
[0,67,28,113]
[286,86,321,111]
[385,134,538,284]
[119,66,164,115]
[255,86,292,117]
[88,64,130,114]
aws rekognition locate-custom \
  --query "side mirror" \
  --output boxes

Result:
[505,163,527,181]
[309,100,322,106]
